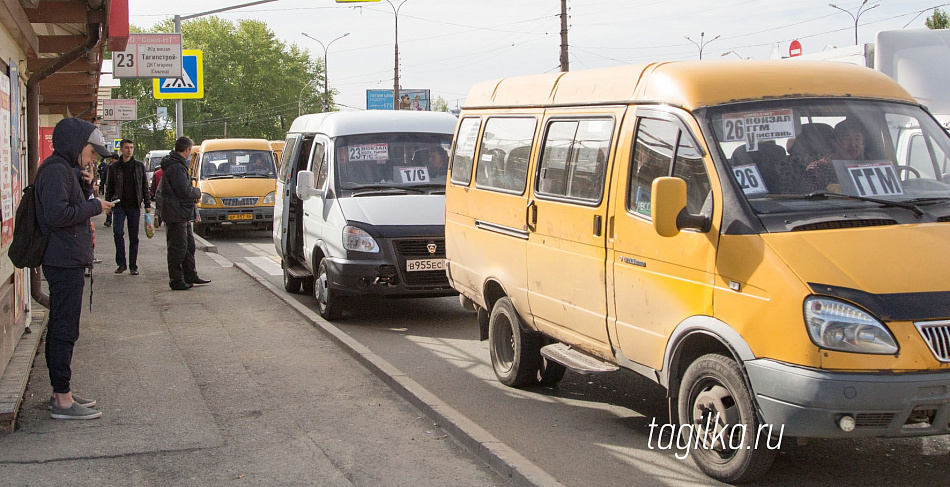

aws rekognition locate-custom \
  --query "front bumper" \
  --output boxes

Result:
[323,236,456,298]
[747,358,950,438]
[198,206,273,226]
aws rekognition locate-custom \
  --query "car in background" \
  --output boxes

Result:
[144,149,170,187]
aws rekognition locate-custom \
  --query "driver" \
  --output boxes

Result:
[248,154,271,175]
[805,119,865,192]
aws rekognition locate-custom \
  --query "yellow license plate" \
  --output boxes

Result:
[228,213,253,221]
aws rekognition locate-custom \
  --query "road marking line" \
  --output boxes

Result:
[246,256,282,276]
[207,252,233,268]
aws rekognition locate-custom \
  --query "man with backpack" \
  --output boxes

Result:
[34,118,115,420]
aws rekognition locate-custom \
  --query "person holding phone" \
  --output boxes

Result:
[104,139,150,275]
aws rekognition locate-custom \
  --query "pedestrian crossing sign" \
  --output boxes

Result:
[153,50,203,99]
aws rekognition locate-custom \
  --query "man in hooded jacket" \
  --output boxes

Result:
[34,118,115,420]
[159,136,210,290]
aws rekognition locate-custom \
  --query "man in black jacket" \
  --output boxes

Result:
[104,139,151,275]
[35,118,115,420]
[159,136,210,290]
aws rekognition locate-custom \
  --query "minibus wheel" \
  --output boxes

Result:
[537,358,566,386]
[314,258,343,320]
[488,297,540,387]
[282,261,301,293]
[677,354,776,483]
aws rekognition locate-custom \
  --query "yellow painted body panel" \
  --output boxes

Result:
[189,138,277,208]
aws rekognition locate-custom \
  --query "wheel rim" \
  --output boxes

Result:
[689,378,743,462]
[316,267,329,312]
[491,313,515,372]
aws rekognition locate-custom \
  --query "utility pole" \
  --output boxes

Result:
[559,0,569,72]
[388,1,409,109]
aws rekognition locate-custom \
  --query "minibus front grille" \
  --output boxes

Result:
[392,238,450,288]
[854,412,895,428]
[791,219,897,232]
[221,197,260,207]
[393,239,446,258]
[938,216,950,222]
[915,320,950,363]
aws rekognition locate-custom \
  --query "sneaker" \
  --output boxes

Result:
[51,402,102,420]
[92,258,102,264]
[48,393,97,410]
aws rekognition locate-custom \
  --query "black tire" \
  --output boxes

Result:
[678,354,777,483]
[301,276,315,296]
[537,357,567,386]
[314,258,343,320]
[282,261,301,294]
[488,297,541,387]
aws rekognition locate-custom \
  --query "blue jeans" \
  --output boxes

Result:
[113,207,141,268]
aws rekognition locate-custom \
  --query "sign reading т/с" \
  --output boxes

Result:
[112,33,183,79]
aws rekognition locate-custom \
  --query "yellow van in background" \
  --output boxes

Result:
[189,138,278,235]
[270,140,284,168]
[445,61,950,483]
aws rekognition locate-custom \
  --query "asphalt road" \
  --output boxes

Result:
[203,225,950,487]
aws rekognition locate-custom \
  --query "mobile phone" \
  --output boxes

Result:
[109,198,121,204]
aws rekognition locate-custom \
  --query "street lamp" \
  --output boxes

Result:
[298,77,320,116]
[685,32,720,60]
[173,0,279,138]
[387,0,409,109]
[302,32,350,113]
[829,0,879,46]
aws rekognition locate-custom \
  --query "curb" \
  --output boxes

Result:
[194,232,217,253]
[0,309,48,434]
[233,262,564,487]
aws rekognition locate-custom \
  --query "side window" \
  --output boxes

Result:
[536,118,613,203]
[277,136,299,183]
[311,143,328,188]
[907,134,941,179]
[451,117,481,185]
[672,134,711,214]
[475,117,536,193]
[627,118,677,217]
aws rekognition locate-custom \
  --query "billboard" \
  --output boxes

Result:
[366,89,431,111]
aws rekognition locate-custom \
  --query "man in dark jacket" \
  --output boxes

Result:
[35,118,115,420]
[104,139,151,275]
[159,136,210,290]
[97,155,115,226]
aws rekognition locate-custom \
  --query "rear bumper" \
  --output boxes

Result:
[198,206,273,226]
[746,359,950,438]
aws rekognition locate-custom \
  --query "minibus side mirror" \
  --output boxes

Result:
[295,170,323,201]
[651,177,708,237]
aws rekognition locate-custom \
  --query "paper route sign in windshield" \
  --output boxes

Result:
[721,109,795,151]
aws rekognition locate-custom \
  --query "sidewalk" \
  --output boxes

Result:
[0,214,507,486]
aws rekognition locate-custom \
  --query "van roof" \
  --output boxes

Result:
[463,60,917,110]
[197,138,273,151]
[145,150,170,156]
[288,111,457,137]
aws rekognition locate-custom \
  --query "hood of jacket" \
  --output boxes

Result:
[50,117,96,168]
[161,151,188,171]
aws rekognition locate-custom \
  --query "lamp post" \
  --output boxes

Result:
[298,77,320,116]
[173,0,279,138]
[685,32,720,60]
[387,0,409,109]
[829,0,879,46]
[302,32,350,113]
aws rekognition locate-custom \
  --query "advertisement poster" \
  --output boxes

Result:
[38,126,55,163]
[366,89,431,111]
[0,71,12,246]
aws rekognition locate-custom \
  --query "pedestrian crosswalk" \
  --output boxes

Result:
[239,242,283,276]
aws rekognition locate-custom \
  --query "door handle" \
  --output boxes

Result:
[593,215,602,237]
[304,211,310,217]
[526,200,537,231]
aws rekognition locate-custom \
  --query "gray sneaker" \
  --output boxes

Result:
[51,402,102,420]
[47,393,97,410]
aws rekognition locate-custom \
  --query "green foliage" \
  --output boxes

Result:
[431,96,448,112]
[926,8,950,29]
[114,17,323,153]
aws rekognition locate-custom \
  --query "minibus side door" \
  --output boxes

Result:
[275,134,301,259]
[607,109,720,371]
[301,137,330,270]
[526,110,621,357]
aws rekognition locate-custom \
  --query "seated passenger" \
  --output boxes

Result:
[247,154,272,175]
[805,119,865,192]
[427,147,449,179]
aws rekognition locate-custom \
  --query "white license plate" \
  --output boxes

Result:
[406,259,445,272]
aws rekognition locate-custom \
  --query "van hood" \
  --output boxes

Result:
[762,224,950,295]
[337,194,445,229]
[199,178,276,198]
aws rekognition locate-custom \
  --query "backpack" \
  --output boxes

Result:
[8,183,49,268]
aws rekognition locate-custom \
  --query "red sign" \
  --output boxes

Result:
[38,127,55,163]
[789,40,802,58]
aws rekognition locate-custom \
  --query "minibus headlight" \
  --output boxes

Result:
[343,226,379,253]
[200,193,216,206]
[803,297,898,354]
[262,191,275,204]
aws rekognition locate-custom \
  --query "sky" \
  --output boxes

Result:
[127,0,949,112]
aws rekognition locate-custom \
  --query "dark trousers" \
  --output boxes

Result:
[43,265,85,394]
[166,221,198,285]
[113,206,141,268]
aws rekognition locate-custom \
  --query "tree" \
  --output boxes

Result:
[431,96,448,112]
[926,8,950,29]
[114,17,322,151]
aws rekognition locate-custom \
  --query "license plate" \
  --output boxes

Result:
[228,213,253,221]
[406,259,445,272]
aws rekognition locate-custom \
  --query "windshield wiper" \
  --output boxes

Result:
[344,184,425,194]
[804,191,924,217]
[902,196,950,206]
[243,173,272,178]
[351,188,409,197]
[206,174,235,180]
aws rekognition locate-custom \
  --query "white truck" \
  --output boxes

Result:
[792,29,950,127]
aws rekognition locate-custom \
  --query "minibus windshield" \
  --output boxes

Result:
[334,133,453,191]
[199,150,276,180]
[706,99,950,216]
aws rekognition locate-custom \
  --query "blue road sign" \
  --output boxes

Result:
[154,50,203,99]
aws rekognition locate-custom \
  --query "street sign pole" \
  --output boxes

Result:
[175,15,183,139]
